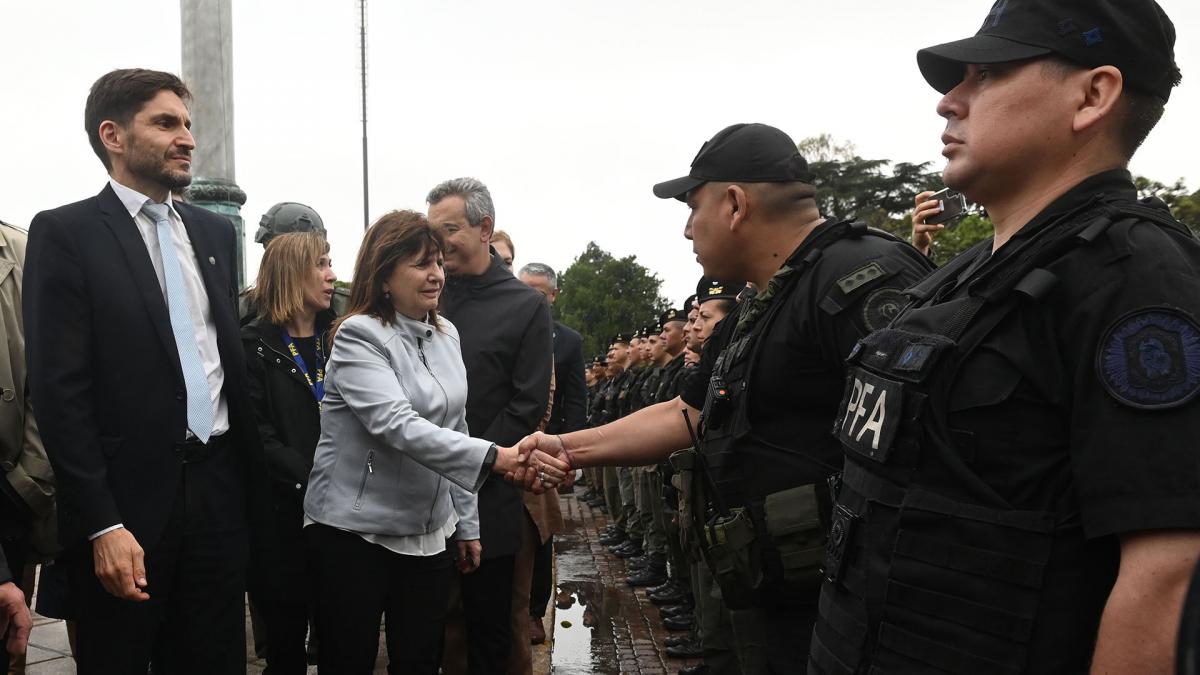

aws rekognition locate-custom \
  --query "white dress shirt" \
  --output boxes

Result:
[108,178,230,438]
[90,180,233,541]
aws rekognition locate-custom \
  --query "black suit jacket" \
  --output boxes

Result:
[546,321,586,435]
[23,184,266,551]
[440,251,552,560]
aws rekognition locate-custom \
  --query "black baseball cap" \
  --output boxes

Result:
[609,332,634,346]
[659,307,685,326]
[696,277,742,303]
[652,123,813,201]
[917,0,1180,102]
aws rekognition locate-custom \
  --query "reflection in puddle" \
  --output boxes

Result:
[552,529,623,674]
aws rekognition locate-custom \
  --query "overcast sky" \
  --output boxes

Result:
[2,0,1197,305]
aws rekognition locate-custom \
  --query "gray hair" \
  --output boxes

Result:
[426,177,495,227]
[519,262,557,289]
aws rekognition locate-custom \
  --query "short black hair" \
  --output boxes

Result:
[1040,57,1166,160]
[84,69,191,170]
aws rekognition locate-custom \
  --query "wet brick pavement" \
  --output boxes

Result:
[551,488,702,675]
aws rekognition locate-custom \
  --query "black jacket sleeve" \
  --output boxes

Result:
[559,329,587,433]
[243,340,312,497]
[482,297,553,446]
[23,209,122,537]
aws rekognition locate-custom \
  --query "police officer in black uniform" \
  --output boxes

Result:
[595,333,635,537]
[512,122,934,673]
[807,2,1200,673]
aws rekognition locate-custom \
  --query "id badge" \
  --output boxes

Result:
[837,367,903,463]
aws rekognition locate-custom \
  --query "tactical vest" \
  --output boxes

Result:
[690,220,902,611]
[811,197,1192,674]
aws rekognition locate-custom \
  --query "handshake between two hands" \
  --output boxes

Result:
[495,432,576,494]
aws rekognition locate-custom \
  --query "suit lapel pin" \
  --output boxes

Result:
[208,256,216,265]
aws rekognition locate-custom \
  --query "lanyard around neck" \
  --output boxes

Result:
[279,327,325,409]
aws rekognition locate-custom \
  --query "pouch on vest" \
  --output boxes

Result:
[702,507,761,610]
[761,484,826,598]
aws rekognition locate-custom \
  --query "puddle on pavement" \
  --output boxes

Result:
[551,529,624,674]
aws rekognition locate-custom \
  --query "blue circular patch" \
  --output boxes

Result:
[1097,308,1200,410]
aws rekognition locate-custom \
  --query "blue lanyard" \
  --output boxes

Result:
[280,328,325,408]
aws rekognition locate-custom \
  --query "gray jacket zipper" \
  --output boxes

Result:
[418,338,450,531]
[353,449,375,511]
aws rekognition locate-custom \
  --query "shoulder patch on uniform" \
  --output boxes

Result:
[836,262,887,295]
[1097,307,1200,410]
[861,287,906,332]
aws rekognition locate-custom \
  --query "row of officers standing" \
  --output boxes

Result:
[510,1,1200,673]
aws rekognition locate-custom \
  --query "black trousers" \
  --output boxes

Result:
[307,522,453,675]
[460,553,516,674]
[68,436,249,675]
[254,496,311,675]
[529,535,553,618]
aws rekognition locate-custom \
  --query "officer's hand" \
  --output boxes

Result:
[0,581,31,656]
[912,190,945,256]
[93,527,150,602]
[506,433,574,493]
[456,539,482,574]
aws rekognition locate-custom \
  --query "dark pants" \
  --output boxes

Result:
[444,553,517,675]
[255,496,311,674]
[307,522,453,675]
[69,436,249,675]
[729,602,817,675]
[529,536,553,618]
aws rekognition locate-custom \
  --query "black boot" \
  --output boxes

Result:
[660,603,694,618]
[611,542,644,558]
[662,612,695,631]
[665,636,704,658]
[627,560,668,587]
[598,530,626,546]
[650,583,689,606]
[678,663,709,675]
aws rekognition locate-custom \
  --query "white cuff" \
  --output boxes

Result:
[88,524,124,540]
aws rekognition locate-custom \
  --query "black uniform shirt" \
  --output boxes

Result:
[680,220,935,494]
[932,170,1200,539]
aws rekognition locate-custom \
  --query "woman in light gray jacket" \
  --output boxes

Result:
[302,210,558,674]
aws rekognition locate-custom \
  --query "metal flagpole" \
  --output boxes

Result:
[359,0,370,231]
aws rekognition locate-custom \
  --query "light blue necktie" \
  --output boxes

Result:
[142,203,214,443]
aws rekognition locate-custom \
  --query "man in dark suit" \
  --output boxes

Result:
[517,262,585,644]
[23,68,265,674]
[518,263,587,438]
[429,178,553,675]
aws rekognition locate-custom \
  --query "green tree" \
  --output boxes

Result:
[798,135,945,240]
[1136,175,1200,234]
[555,242,671,358]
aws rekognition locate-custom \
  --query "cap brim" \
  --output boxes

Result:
[652,175,706,201]
[917,35,1052,94]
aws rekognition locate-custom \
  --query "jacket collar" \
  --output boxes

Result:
[245,309,336,350]
[446,246,512,291]
[108,177,184,222]
[389,311,440,339]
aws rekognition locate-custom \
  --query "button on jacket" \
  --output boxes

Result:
[304,313,492,540]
